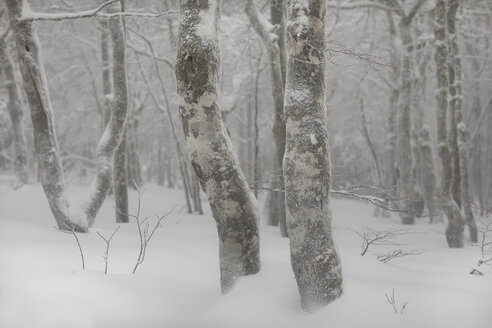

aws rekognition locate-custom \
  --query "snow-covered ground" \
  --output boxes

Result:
[0,177,491,328]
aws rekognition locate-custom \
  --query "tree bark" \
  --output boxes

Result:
[245,0,287,236]
[284,0,343,312]
[397,20,416,224]
[433,0,464,248]
[175,0,260,293]
[0,35,29,186]
[6,0,86,231]
[448,0,477,242]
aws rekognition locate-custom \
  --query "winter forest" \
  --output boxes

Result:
[0,0,491,327]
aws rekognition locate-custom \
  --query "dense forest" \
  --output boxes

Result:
[0,0,491,327]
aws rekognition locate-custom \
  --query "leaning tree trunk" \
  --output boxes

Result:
[245,0,287,236]
[284,0,343,312]
[448,0,477,242]
[5,0,86,231]
[175,0,260,293]
[83,2,129,226]
[0,35,29,186]
[433,0,464,248]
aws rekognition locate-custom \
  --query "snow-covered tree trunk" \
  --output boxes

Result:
[448,0,477,242]
[5,0,86,231]
[175,0,260,293]
[245,0,287,236]
[0,35,29,186]
[433,0,464,248]
[83,2,129,226]
[284,0,343,312]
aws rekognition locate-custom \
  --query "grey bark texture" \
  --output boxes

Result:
[175,0,260,293]
[0,34,29,186]
[245,0,287,236]
[433,0,464,248]
[447,0,477,242]
[6,0,86,232]
[284,0,343,312]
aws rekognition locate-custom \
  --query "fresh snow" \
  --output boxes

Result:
[0,176,491,328]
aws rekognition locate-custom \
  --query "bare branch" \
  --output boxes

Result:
[326,1,399,13]
[21,1,177,22]
[96,226,120,274]
[56,223,85,270]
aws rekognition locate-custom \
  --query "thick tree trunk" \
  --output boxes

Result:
[448,0,477,242]
[6,0,86,231]
[284,0,343,312]
[433,0,464,248]
[0,36,29,186]
[175,0,260,293]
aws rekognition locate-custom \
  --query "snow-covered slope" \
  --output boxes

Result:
[0,178,491,328]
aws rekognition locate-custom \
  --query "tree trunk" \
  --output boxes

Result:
[83,2,129,226]
[114,130,129,223]
[175,0,260,293]
[284,0,343,312]
[433,0,464,248]
[397,21,416,224]
[0,35,29,186]
[448,0,477,242]
[245,0,287,236]
[5,0,86,231]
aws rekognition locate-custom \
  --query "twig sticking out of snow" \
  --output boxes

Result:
[377,249,426,263]
[469,220,492,275]
[56,222,85,270]
[385,288,408,314]
[349,227,416,256]
[117,183,174,274]
[96,226,120,274]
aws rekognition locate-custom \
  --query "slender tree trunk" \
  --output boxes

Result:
[447,6,461,210]
[6,0,86,231]
[397,21,416,224]
[448,0,477,242]
[284,0,343,312]
[433,0,464,248]
[175,0,260,293]
[0,36,29,186]
[385,12,399,211]
[245,0,287,236]
[107,2,129,224]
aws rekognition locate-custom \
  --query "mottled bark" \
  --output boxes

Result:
[284,0,342,312]
[448,0,477,242]
[433,0,464,248]
[245,0,287,236]
[175,0,260,293]
[6,0,86,231]
[0,36,29,186]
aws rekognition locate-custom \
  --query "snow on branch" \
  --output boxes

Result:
[21,0,177,22]
[325,1,399,13]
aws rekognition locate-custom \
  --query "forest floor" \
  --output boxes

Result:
[0,176,491,328]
